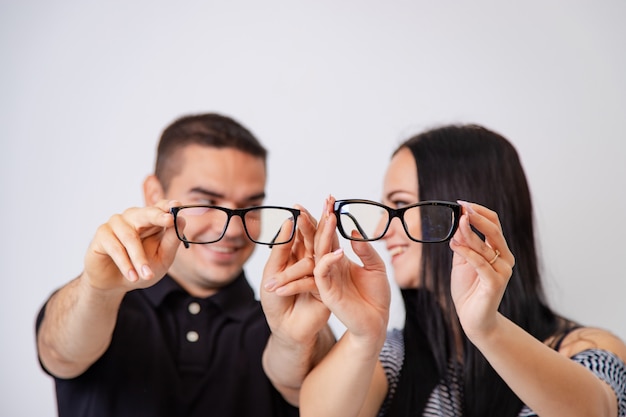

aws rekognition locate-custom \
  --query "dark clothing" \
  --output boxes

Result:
[36,273,299,417]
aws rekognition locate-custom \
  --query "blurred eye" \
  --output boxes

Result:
[247,200,264,208]
[390,199,413,209]
[192,198,217,206]
[181,206,211,216]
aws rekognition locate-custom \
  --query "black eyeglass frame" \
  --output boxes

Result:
[333,199,461,243]
[170,205,301,248]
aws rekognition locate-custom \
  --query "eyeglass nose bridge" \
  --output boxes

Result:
[386,207,406,224]
[380,206,415,240]
[222,209,250,238]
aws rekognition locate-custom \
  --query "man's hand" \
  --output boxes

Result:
[84,199,183,292]
[37,200,183,378]
[261,203,335,405]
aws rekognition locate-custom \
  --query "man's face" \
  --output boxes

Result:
[161,144,267,297]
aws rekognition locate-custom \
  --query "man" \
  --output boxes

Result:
[36,113,333,417]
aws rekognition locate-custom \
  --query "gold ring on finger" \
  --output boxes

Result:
[488,249,500,265]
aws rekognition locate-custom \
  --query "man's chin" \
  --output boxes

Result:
[199,264,245,286]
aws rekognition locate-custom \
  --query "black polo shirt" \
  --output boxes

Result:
[36,272,299,417]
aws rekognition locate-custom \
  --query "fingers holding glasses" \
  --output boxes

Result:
[85,201,181,288]
[290,204,317,261]
[452,201,514,274]
[263,206,318,295]
[266,197,342,298]
[263,221,299,283]
[449,202,517,338]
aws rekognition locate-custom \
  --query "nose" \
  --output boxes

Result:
[381,217,403,240]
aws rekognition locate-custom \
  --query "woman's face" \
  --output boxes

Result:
[381,147,422,289]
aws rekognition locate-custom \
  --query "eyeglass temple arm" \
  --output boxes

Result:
[339,211,369,240]
[268,229,281,249]
[268,215,297,249]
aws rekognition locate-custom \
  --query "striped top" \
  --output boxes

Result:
[379,328,626,417]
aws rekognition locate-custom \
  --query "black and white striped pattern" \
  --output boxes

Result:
[378,329,626,416]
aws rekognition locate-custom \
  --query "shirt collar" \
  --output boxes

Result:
[141,271,258,322]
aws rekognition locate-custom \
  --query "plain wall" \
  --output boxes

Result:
[2,1,625,415]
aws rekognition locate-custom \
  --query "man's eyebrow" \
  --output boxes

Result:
[190,187,224,199]
[247,192,267,202]
[189,187,266,203]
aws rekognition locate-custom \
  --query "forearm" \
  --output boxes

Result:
[263,324,336,405]
[37,275,125,378]
[300,331,386,417]
[471,314,617,417]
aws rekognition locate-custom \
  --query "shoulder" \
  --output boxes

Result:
[555,327,626,362]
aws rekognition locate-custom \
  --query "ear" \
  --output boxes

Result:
[143,175,164,206]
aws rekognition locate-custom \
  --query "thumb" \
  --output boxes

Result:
[262,223,295,279]
[351,238,385,273]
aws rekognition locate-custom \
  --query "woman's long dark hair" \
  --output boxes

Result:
[387,124,572,417]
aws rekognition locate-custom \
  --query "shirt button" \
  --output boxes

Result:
[188,302,201,315]
[186,331,199,342]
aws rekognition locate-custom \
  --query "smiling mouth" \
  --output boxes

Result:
[388,246,406,257]
[209,245,237,254]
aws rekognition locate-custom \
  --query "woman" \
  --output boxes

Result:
[291,124,626,416]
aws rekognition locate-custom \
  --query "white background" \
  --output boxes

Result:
[2,1,625,415]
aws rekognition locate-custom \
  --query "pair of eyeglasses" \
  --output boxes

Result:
[170,205,301,248]
[333,199,460,243]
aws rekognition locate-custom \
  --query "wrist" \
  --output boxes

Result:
[78,273,126,305]
[464,313,507,350]
[264,325,336,377]
[344,325,386,360]
[267,326,332,362]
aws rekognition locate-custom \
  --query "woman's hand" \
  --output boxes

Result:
[297,196,391,417]
[312,196,391,346]
[449,201,515,341]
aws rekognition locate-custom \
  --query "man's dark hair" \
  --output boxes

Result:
[155,113,267,191]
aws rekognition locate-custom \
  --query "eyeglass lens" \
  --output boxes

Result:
[336,202,457,242]
[174,206,297,245]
